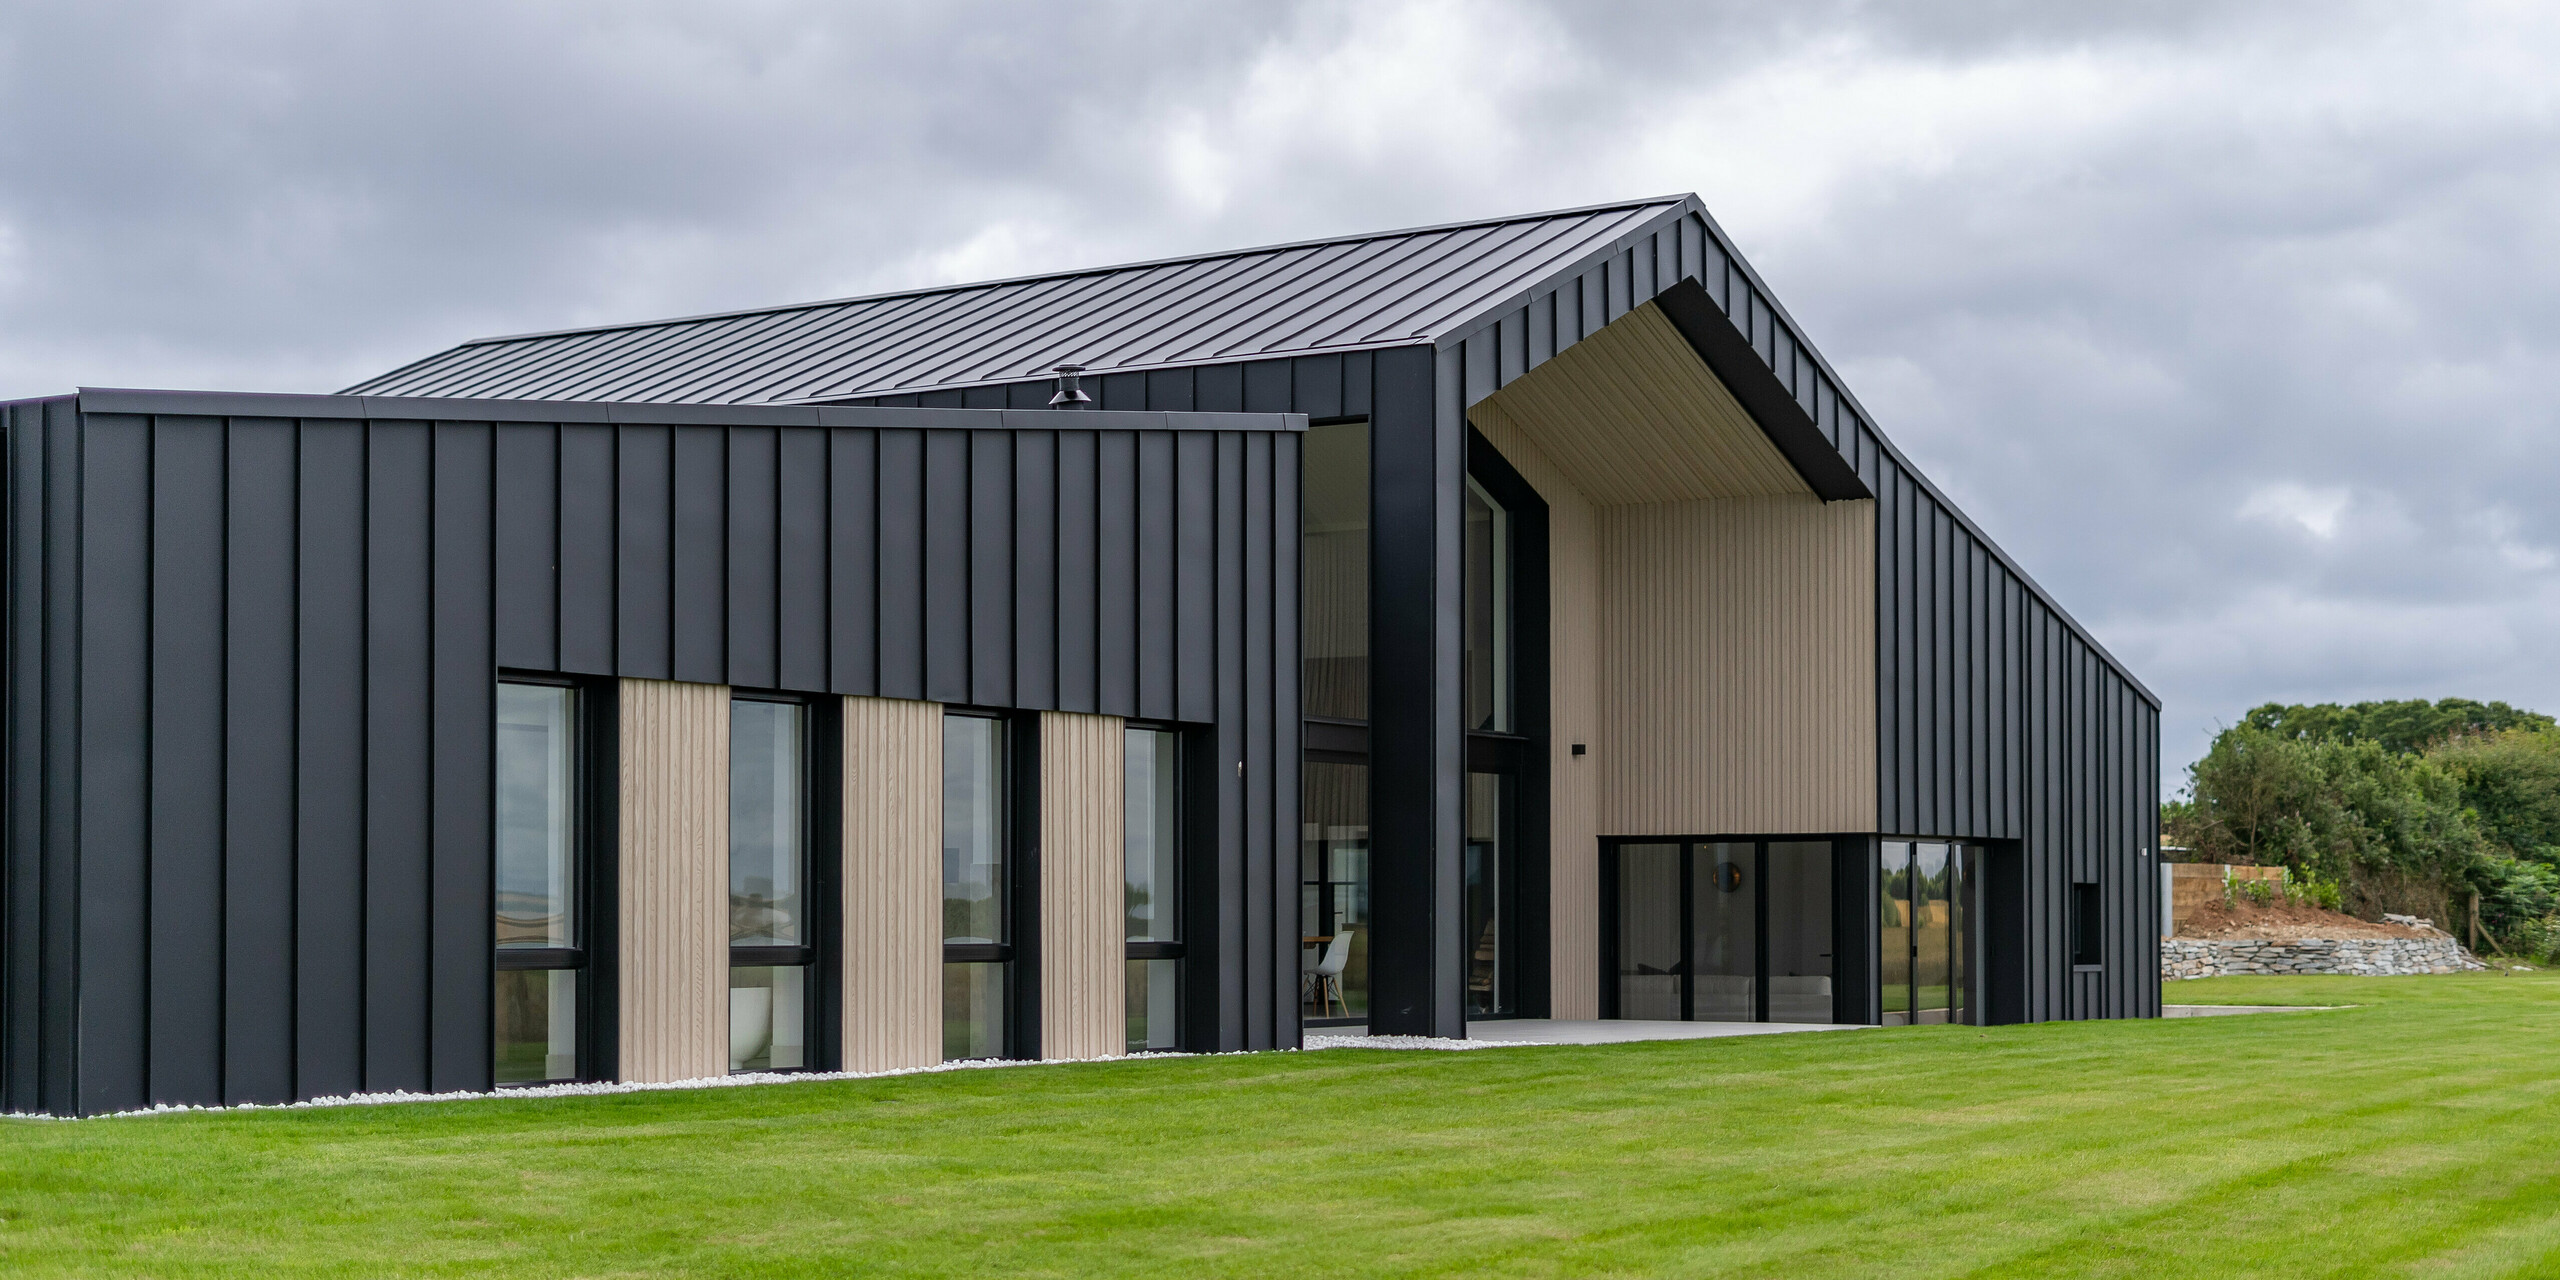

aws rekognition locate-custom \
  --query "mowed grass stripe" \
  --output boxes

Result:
[4,973,2559,1277]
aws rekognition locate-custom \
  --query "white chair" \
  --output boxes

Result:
[1307,927,1356,1016]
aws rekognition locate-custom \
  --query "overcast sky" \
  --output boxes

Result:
[4,0,2555,786]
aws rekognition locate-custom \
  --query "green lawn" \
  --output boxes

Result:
[8,973,2560,1278]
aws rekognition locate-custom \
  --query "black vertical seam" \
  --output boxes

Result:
[85,415,100,1110]
[287,423,303,1099]
[216,417,231,1103]
[356,421,371,1085]
[423,424,436,1074]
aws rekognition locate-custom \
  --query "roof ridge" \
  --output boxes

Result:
[454,194,1695,348]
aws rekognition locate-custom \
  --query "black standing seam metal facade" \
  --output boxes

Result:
[1,389,1303,1116]
[840,199,2161,1032]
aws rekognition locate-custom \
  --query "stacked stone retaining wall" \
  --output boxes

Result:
[2162,934,2486,980]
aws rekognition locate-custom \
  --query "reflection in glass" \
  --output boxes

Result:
[731,700,805,947]
[1126,959,1179,1053]
[1465,771,1510,1016]
[494,969,578,1085]
[944,962,1006,1061]
[1913,843,1952,1023]
[1463,476,1511,733]
[1300,760,1370,1018]
[943,716,1007,946]
[1302,420,1370,720]
[1879,842,1912,1023]
[729,966,805,1071]
[496,684,577,949]
[1690,843,1756,1021]
[1616,844,1683,1020]
[1124,728,1180,943]
[1765,842,1834,1023]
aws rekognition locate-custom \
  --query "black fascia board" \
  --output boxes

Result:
[1646,278,1871,502]
[72,387,1304,434]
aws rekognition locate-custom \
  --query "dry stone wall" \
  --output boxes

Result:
[2163,922,2486,981]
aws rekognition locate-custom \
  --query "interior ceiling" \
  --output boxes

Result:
[1470,301,1814,505]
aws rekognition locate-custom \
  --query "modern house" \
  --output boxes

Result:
[2,195,2159,1116]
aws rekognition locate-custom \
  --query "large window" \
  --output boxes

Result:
[1463,475,1512,733]
[1300,760,1370,1021]
[1302,419,1369,721]
[494,681,583,1085]
[1606,838,1834,1025]
[943,714,1009,1060]
[1124,726,1182,1053]
[731,697,810,1073]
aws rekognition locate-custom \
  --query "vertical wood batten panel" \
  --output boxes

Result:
[78,414,152,1112]
[840,696,941,1072]
[225,417,298,1104]
[1039,711,1124,1060]
[149,416,226,1105]
[365,421,433,1091]
[1592,496,1876,836]
[617,679,729,1083]
[296,420,367,1099]
[429,423,497,1091]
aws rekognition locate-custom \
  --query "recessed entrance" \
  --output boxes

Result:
[1600,839,1836,1024]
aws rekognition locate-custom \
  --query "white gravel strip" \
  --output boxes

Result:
[3,1051,1198,1121]
[8,1032,1568,1120]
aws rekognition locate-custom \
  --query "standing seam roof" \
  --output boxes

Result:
[344,199,1685,404]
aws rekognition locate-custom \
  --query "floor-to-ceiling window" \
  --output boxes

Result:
[1605,838,1837,1025]
[943,713,1010,1059]
[1879,841,1980,1026]
[494,680,584,1085]
[730,696,810,1072]
[1302,419,1370,1022]
[1125,725,1182,1052]
[1463,474,1522,1019]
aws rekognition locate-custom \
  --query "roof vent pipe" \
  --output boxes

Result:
[1048,364,1093,408]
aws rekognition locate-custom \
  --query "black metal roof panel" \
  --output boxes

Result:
[345,198,1689,404]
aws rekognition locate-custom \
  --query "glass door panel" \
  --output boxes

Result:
[1464,771,1512,1017]
[1691,842,1756,1022]
[1301,760,1369,1020]
[1913,843,1953,1023]
[1879,842,1912,1025]
[1616,843,1684,1020]
[1765,842,1833,1023]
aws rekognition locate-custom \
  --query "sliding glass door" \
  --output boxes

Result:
[1604,839,1836,1025]
[1879,841,1981,1026]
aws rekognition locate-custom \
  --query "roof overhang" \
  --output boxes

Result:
[1647,277,1869,502]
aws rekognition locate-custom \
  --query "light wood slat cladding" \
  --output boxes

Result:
[1039,711,1126,1060]
[1469,409,1602,1019]
[1597,497,1877,835]
[840,696,943,1073]
[1473,301,1811,505]
[617,678,731,1083]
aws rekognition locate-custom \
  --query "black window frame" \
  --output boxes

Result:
[942,707,1035,1060]
[2070,881,2104,970]
[491,671,607,1087]
[728,688,824,1072]
[1124,721,1185,1052]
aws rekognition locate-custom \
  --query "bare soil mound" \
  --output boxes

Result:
[2177,898,2440,941]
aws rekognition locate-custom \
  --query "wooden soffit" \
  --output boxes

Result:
[1471,283,1868,505]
